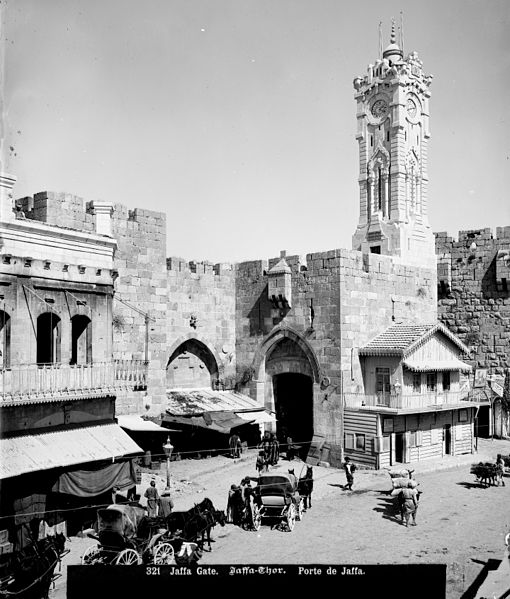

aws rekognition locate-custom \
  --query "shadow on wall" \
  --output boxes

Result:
[248,287,286,337]
[481,252,507,300]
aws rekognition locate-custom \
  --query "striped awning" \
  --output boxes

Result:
[403,358,472,372]
[0,424,143,480]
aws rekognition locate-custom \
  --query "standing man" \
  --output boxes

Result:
[343,457,356,491]
[158,490,174,521]
[270,434,280,466]
[400,484,419,527]
[496,454,506,487]
[144,479,159,517]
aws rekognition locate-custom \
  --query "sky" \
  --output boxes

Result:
[2,0,509,264]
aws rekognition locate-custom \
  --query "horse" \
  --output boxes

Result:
[166,498,225,552]
[298,466,314,510]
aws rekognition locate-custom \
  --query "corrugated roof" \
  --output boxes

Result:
[359,323,470,356]
[165,388,265,416]
[117,415,173,432]
[0,424,143,480]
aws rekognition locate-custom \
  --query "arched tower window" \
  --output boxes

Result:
[0,310,11,369]
[71,315,92,365]
[367,146,390,219]
[37,312,61,364]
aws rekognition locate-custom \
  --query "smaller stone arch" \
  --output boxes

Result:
[166,334,221,390]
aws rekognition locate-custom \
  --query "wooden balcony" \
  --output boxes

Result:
[0,360,148,402]
[344,390,470,413]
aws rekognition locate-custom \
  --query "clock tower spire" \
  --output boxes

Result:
[352,20,436,269]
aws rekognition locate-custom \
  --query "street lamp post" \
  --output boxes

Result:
[162,436,174,491]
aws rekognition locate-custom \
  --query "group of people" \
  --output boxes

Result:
[139,479,175,518]
[226,477,255,527]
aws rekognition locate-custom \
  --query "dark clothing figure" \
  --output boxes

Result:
[226,485,244,525]
[229,434,241,458]
[158,493,174,518]
[343,459,355,490]
[144,482,159,517]
[260,432,272,464]
[269,434,280,466]
[240,477,254,529]
[286,436,298,461]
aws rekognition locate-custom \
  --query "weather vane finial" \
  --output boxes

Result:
[390,17,396,44]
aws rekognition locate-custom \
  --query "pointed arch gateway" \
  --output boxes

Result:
[166,334,220,389]
[253,326,320,458]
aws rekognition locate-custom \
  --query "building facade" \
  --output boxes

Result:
[3,24,506,479]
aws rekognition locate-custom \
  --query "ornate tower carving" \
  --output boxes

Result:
[352,20,436,268]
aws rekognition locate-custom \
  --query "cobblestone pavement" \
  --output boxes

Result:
[50,438,510,599]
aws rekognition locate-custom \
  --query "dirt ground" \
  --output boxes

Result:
[50,438,510,599]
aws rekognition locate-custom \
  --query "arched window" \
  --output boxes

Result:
[37,312,61,364]
[0,310,11,369]
[71,315,92,364]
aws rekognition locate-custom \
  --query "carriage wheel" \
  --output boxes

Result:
[153,542,175,565]
[296,498,304,521]
[81,545,101,565]
[251,504,262,531]
[115,549,141,565]
[286,503,296,531]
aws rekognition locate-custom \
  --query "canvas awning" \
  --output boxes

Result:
[0,424,143,480]
[403,358,472,372]
[117,415,178,432]
[164,388,275,432]
[163,411,255,434]
[235,410,276,424]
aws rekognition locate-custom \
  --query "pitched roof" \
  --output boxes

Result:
[268,258,291,275]
[359,323,470,357]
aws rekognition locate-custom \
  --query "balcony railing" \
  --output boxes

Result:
[344,390,469,411]
[0,360,148,401]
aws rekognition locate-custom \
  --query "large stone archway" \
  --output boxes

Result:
[252,327,321,454]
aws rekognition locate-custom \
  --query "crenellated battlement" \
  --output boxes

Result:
[166,257,234,277]
[435,227,510,246]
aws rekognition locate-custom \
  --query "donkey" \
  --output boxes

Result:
[298,466,314,510]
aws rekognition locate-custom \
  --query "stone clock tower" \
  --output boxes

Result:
[352,21,436,269]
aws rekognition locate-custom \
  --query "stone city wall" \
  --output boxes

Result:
[435,227,510,375]
[166,258,236,389]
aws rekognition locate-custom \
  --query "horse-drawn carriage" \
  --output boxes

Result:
[250,472,305,532]
[81,504,175,566]
[81,498,225,566]
[0,531,68,599]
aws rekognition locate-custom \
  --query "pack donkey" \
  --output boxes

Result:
[298,466,314,510]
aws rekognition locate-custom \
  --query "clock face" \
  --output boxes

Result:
[406,98,418,118]
[371,99,389,119]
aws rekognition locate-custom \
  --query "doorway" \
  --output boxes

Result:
[394,432,405,463]
[443,424,452,455]
[273,373,313,458]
